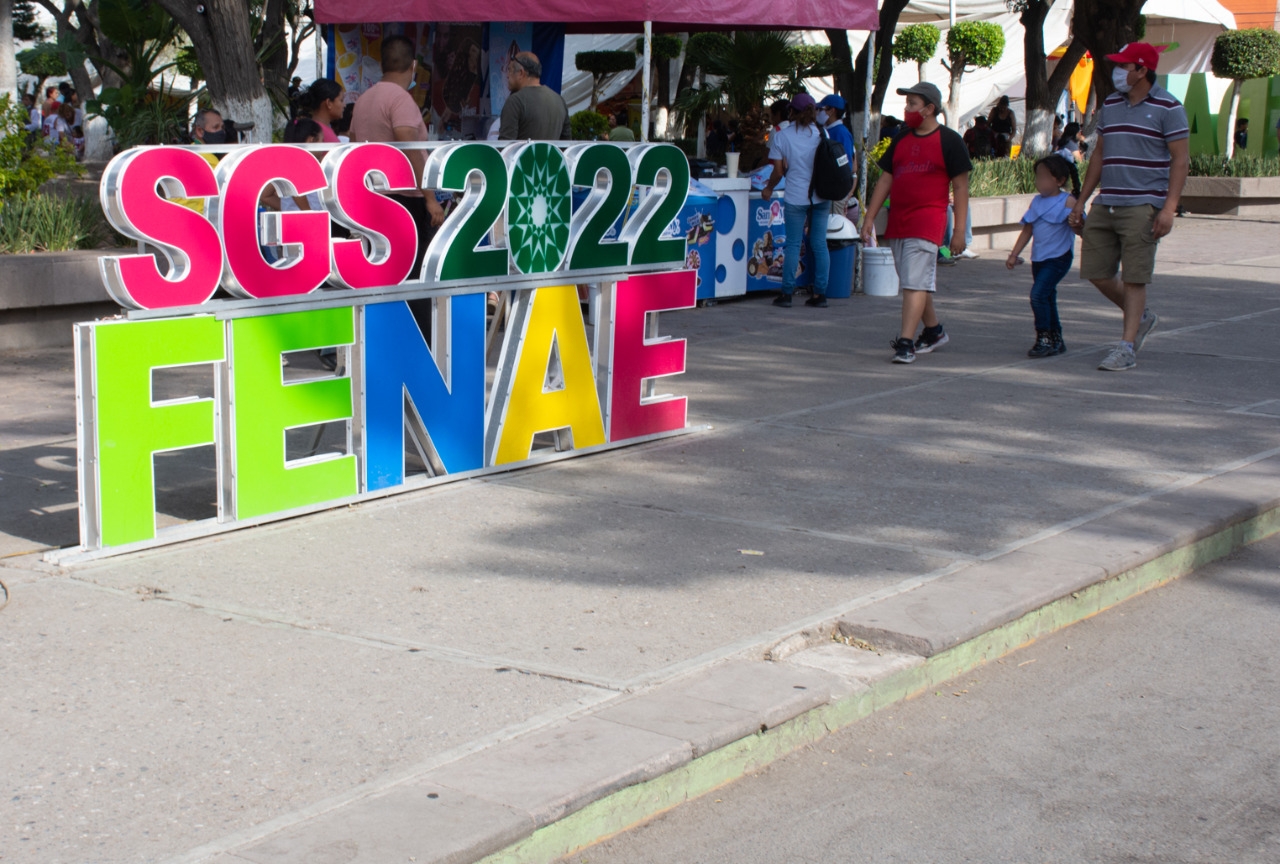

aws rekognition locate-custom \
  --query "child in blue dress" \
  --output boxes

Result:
[1006,155,1080,357]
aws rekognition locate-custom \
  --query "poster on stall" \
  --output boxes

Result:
[431,23,486,136]
[332,22,431,111]
[489,23,533,117]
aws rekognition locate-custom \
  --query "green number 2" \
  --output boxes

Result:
[622,144,690,266]
[423,143,509,282]
[565,143,633,271]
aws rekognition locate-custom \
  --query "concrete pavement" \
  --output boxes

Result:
[1,215,1279,863]
[580,534,1280,864]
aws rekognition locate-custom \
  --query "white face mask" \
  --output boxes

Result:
[816,110,829,126]
[1112,67,1134,94]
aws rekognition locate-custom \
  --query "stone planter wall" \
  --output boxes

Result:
[0,251,121,351]
[1179,176,1280,218]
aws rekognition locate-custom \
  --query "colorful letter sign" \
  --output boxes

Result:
[72,140,698,557]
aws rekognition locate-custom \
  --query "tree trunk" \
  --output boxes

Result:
[154,0,271,143]
[917,60,926,83]
[945,57,964,129]
[1073,0,1145,102]
[1224,78,1241,160]
[826,28,857,110]
[1023,38,1088,156]
[1019,0,1052,154]
[656,56,671,110]
[852,0,910,116]
[0,0,17,105]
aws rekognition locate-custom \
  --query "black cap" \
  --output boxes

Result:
[896,81,943,108]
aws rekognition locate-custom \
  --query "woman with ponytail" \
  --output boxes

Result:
[1005,155,1080,357]
[301,79,344,143]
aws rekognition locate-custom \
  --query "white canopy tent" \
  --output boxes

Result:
[512,0,1240,133]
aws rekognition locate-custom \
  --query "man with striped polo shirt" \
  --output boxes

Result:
[1068,42,1189,372]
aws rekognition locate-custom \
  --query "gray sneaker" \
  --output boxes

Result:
[1135,309,1158,351]
[1098,344,1137,371]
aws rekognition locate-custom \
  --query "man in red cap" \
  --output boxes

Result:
[1068,42,1189,372]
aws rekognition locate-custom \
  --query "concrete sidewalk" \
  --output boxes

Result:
[2,216,1279,864]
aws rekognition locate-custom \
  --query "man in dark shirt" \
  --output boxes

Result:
[499,52,571,140]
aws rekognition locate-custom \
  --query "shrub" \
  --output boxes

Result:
[946,21,1005,71]
[1189,153,1280,177]
[0,193,114,253]
[894,23,941,76]
[636,34,683,63]
[1210,28,1280,83]
[570,110,610,141]
[0,95,83,200]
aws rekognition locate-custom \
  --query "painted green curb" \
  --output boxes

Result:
[476,505,1280,864]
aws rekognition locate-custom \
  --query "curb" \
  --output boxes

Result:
[213,457,1280,864]
[474,506,1280,864]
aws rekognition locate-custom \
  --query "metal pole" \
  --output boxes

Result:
[641,21,652,142]
[856,34,875,295]
[949,0,956,27]
[315,25,325,81]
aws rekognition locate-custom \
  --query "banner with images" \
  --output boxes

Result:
[332,22,432,114]
[431,23,487,137]
[489,22,533,117]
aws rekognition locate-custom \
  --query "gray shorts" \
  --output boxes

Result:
[888,237,938,293]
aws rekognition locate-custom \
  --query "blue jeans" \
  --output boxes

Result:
[1030,250,1073,332]
[943,204,973,248]
[782,200,830,295]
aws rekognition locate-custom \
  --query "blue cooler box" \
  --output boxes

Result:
[664,194,718,300]
[745,195,813,292]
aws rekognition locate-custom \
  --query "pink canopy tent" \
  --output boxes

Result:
[313,0,878,31]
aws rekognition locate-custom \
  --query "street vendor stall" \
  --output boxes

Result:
[313,0,878,304]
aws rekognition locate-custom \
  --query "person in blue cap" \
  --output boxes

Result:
[816,94,857,218]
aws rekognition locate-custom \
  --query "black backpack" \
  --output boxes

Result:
[809,125,855,201]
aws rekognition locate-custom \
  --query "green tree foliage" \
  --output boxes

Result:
[570,110,610,141]
[684,32,732,73]
[13,1,47,42]
[17,42,67,86]
[72,0,187,149]
[943,21,1006,126]
[637,34,683,63]
[1212,28,1280,158]
[946,20,1006,71]
[1210,28,1280,82]
[576,49,637,111]
[893,23,940,81]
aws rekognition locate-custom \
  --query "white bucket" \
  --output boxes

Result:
[862,246,899,297]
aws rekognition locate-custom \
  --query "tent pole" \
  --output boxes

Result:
[857,33,874,296]
[641,21,652,142]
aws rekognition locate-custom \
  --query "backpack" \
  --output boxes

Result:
[809,125,854,202]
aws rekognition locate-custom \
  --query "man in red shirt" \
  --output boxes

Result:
[861,82,972,364]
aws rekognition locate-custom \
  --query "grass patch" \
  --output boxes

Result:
[0,192,116,253]
[1189,153,1280,178]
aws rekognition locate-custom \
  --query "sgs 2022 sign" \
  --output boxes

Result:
[100,141,691,310]
[61,141,700,561]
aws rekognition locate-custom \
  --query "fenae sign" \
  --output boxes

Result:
[68,140,696,559]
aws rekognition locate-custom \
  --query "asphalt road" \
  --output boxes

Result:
[576,536,1280,864]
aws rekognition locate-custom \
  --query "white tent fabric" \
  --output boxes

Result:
[552,0,1238,129]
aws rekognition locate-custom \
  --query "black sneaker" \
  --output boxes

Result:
[773,293,793,308]
[914,324,949,354]
[891,337,916,364]
[804,294,828,307]
[1051,331,1066,354]
[1027,330,1055,358]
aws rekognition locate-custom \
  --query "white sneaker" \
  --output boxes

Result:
[1098,344,1137,371]
[958,249,979,259]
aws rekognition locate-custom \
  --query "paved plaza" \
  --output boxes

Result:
[2,215,1278,863]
